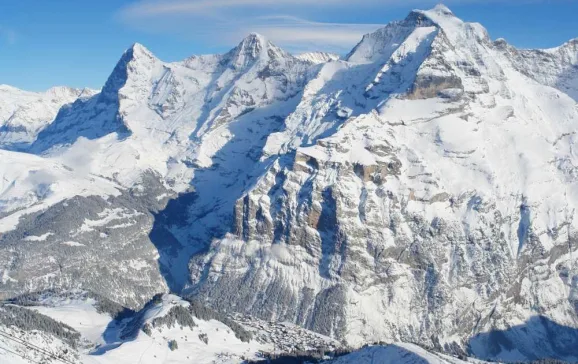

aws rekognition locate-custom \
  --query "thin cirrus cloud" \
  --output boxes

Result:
[233,16,384,53]
[120,0,381,17]
[116,0,395,54]
[119,0,537,53]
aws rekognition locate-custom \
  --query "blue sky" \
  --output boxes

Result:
[1,0,577,91]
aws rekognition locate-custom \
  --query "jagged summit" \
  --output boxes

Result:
[2,6,578,363]
[431,3,454,15]
[345,4,461,63]
[0,85,99,150]
[128,42,156,60]
[550,36,578,51]
[44,86,97,100]
[296,51,340,64]
[346,4,492,63]
[0,84,95,96]
[411,4,457,20]
[398,4,458,31]
[99,42,159,103]
[345,9,436,63]
[116,42,157,69]
[244,32,267,44]
[225,32,291,68]
[235,32,268,58]
[414,4,462,26]
[418,4,491,44]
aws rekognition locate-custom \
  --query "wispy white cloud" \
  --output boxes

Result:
[118,0,524,18]
[0,26,17,45]
[117,0,390,54]
[120,0,376,17]
[117,0,548,54]
[240,16,383,53]
[119,0,557,19]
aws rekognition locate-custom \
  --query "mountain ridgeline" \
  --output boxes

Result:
[1,5,578,363]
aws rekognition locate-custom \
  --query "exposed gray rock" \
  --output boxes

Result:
[0,172,172,309]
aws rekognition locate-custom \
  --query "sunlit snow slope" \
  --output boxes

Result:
[0,4,578,363]
[0,85,97,150]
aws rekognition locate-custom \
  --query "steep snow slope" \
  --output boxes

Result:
[189,5,578,362]
[83,294,268,364]
[0,146,168,307]
[31,35,316,157]
[0,85,97,150]
[0,34,320,305]
[0,148,122,233]
[297,52,340,64]
[0,292,339,364]
[497,37,578,101]
[1,292,491,364]
[1,4,578,363]
[1,293,260,363]
[0,303,83,364]
[328,343,487,364]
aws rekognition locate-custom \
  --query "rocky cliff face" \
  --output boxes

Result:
[189,5,578,361]
[1,5,577,362]
[0,34,320,308]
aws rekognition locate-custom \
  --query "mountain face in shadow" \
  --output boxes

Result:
[468,316,578,362]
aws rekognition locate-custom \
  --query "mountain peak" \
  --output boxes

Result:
[128,42,156,61]
[236,33,268,58]
[296,52,340,64]
[411,3,491,45]
[411,3,461,26]
[226,32,289,69]
[244,32,267,43]
[99,42,158,103]
[432,3,453,15]
[43,86,84,101]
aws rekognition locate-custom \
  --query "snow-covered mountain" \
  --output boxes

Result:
[0,32,323,310]
[329,343,488,364]
[1,4,578,363]
[190,5,578,361]
[0,291,487,364]
[0,85,97,150]
[297,51,340,64]
[0,292,275,363]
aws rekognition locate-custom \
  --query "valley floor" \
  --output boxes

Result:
[0,292,491,364]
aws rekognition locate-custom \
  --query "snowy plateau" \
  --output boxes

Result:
[1,4,578,363]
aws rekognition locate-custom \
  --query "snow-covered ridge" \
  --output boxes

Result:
[0,291,493,364]
[0,32,320,311]
[0,85,97,149]
[328,343,488,364]
[1,4,578,363]
[1,292,263,363]
[297,52,340,64]
[496,36,578,101]
[191,5,578,363]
